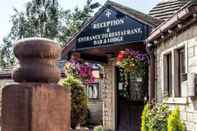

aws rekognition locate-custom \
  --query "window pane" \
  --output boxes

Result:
[166,53,172,97]
[176,47,185,97]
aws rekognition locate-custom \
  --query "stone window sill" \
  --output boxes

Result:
[164,97,188,105]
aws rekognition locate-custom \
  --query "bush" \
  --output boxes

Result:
[93,126,103,131]
[141,104,150,131]
[141,103,170,131]
[141,103,186,131]
[167,107,185,131]
[62,75,88,129]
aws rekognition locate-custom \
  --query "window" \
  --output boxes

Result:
[164,53,172,97]
[87,83,99,99]
[162,46,186,98]
[176,47,185,97]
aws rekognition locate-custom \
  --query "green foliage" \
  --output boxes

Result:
[93,126,103,131]
[62,75,83,88]
[62,74,88,129]
[64,0,100,42]
[141,104,186,131]
[141,103,170,131]
[167,107,185,131]
[0,37,15,67]
[141,104,150,131]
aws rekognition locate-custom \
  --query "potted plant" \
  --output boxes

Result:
[62,54,95,129]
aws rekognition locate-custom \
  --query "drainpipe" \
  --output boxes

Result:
[146,43,155,105]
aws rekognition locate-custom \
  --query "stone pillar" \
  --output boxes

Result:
[102,59,116,130]
[2,38,70,131]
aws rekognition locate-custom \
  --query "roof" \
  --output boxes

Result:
[62,0,162,58]
[147,0,197,43]
[106,1,162,27]
[149,0,189,21]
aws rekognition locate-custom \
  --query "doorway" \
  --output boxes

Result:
[116,67,147,131]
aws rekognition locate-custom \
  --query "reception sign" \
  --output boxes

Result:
[76,7,150,49]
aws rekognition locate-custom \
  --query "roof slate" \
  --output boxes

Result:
[149,0,190,20]
[147,0,197,43]
[106,1,162,27]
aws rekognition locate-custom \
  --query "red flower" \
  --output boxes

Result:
[117,51,125,62]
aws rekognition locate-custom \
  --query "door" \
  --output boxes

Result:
[116,68,146,131]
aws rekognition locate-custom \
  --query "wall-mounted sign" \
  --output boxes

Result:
[76,7,150,49]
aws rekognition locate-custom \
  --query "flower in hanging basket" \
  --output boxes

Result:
[116,50,126,65]
[116,49,147,75]
[64,58,95,85]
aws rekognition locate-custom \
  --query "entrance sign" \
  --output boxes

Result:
[76,7,150,49]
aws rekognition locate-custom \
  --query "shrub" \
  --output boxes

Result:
[141,103,170,131]
[141,104,150,131]
[167,106,185,131]
[62,75,83,87]
[93,126,103,131]
[149,103,170,131]
[62,75,88,129]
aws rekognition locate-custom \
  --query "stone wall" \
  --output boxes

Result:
[88,101,103,125]
[102,59,116,130]
[155,23,197,131]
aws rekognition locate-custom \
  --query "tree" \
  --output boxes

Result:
[0,0,69,67]
[0,0,100,67]
[9,0,69,40]
[63,0,100,42]
[0,36,15,67]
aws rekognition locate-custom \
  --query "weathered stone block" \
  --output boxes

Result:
[2,83,70,131]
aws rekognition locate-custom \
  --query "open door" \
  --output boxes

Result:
[116,67,147,131]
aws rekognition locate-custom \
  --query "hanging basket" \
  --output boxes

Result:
[116,49,147,77]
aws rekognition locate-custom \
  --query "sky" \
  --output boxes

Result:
[0,0,160,42]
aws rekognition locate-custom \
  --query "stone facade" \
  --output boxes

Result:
[102,59,116,130]
[155,23,197,131]
[88,100,103,125]
[87,78,103,125]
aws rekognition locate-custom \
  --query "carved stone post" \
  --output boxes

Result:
[2,38,70,131]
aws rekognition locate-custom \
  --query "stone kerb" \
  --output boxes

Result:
[2,38,70,131]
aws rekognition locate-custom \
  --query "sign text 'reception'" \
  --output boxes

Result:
[76,8,150,49]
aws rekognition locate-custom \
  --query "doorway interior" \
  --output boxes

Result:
[115,67,147,131]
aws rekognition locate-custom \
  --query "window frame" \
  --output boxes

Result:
[163,52,173,97]
[161,43,187,99]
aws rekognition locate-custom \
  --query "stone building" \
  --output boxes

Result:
[62,1,161,130]
[1,0,196,131]
[147,0,197,130]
